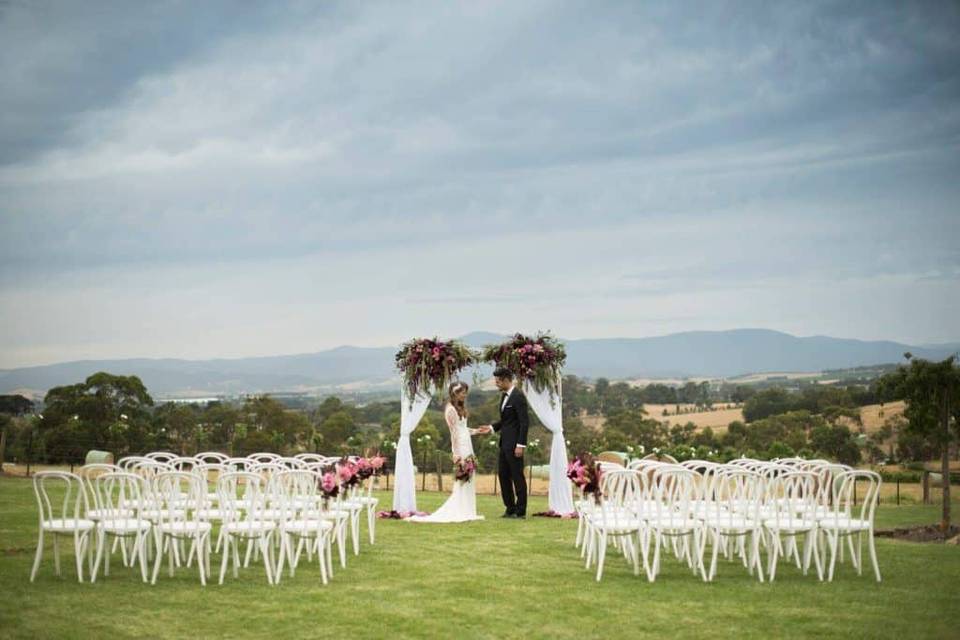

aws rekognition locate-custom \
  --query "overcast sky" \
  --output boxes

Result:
[1,1,958,368]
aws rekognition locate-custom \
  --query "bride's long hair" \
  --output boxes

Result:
[448,381,469,419]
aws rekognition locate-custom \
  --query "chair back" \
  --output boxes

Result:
[276,470,320,520]
[218,471,270,525]
[597,469,643,529]
[649,466,695,526]
[711,468,763,525]
[766,470,818,530]
[195,451,229,465]
[153,471,204,529]
[145,451,178,463]
[829,470,882,527]
[33,471,88,525]
[93,472,147,526]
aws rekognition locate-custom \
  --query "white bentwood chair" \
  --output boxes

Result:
[30,471,96,583]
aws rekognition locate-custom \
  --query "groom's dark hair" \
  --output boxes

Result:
[493,367,514,380]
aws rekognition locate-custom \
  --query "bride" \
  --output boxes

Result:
[408,381,485,523]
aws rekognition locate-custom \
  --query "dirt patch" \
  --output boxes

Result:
[875,524,960,543]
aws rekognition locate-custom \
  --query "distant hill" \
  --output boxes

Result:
[1,328,956,398]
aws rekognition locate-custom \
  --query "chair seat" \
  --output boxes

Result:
[345,497,379,506]
[87,508,134,520]
[196,508,225,520]
[281,519,335,534]
[647,516,701,531]
[42,518,96,533]
[817,516,871,532]
[141,509,185,521]
[120,499,161,510]
[587,516,643,533]
[319,510,351,520]
[703,515,760,530]
[764,518,818,532]
[223,520,277,535]
[156,521,213,535]
[99,518,152,534]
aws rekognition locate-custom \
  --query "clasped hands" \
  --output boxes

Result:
[472,425,494,435]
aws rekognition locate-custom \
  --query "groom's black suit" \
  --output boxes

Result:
[492,387,529,517]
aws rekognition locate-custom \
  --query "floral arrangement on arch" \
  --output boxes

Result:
[481,332,566,399]
[396,337,478,402]
[566,453,603,503]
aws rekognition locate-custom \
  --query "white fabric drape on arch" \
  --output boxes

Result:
[522,380,575,515]
[392,388,432,513]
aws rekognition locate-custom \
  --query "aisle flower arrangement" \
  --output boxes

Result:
[566,453,603,503]
[338,458,361,489]
[356,454,388,480]
[319,470,340,503]
[395,337,478,402]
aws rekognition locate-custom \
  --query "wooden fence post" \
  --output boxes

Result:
[922,471,930,505]
[436,451,443,493]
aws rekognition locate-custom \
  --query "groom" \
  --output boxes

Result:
[481,367,529,519]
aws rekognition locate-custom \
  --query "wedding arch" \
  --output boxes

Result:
[390,333,575,517]
[391,338,477,514]
[481,333,575,516]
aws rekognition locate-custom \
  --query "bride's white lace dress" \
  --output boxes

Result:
[408,405,484,523]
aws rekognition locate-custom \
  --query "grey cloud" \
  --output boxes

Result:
[1,1,959,365]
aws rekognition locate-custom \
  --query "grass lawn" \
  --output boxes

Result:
[1,476,958,640]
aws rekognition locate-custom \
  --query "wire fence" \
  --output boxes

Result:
[2,426,957,503]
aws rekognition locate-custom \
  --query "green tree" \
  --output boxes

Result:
[40,372,154,462]
[0,395,34,416]
[743,388,793,422]
[880,354,960,533]
[594,378,610,414]
[318,410,357,453]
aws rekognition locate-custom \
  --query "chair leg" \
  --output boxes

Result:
[92,530,106,582]
[74,532,85,583]
[649,532,662,583]
[139,533,149,583]
[30,528,45,582]
[197,535,207,587]
[219,535,230,585]
[151,535,163,585]
[52,534,61,577]
[276,534,288,583]
[232,537,241,579]
[351,514,360,555]
[595,532,607,582]
[260,537,274,584]
[318,534,328,585]
[752,531,764,583]
[868,530,881,582]
[827,531,839,582]
[767,532,779,581]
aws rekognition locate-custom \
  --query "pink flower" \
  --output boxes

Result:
[321,472,337,493]
[338,462,357,482]
[370,455,386,469]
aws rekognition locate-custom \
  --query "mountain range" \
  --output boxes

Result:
[2,329,957,398]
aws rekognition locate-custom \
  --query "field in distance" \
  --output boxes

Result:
[582,400,906,434]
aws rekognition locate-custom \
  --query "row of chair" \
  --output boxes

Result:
[576,457,882,583]
[29,452,381,586]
